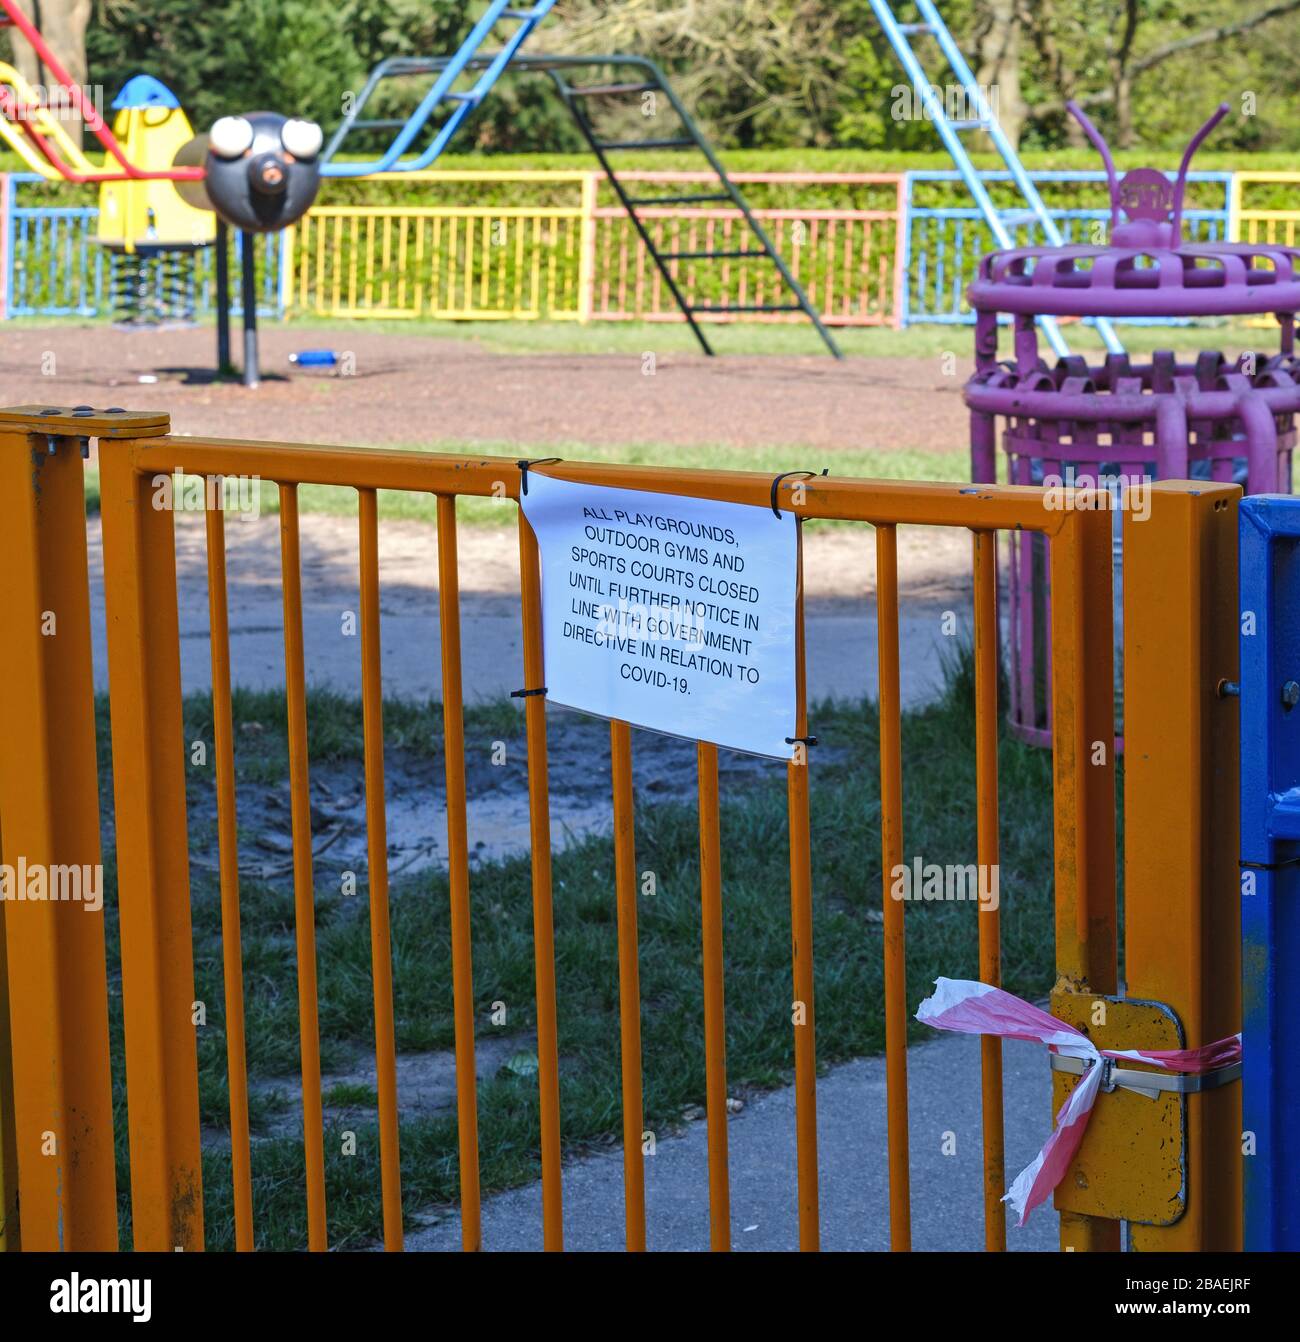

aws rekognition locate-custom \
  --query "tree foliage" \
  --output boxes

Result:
[4,0,1300,155]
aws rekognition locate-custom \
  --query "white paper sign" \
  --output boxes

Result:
[520,473,798,759]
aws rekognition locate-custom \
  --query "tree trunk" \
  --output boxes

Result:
[1021,0,1086,146]
[10,0,94,151]
[1112,68,1134,148]
[973,0,1024,150]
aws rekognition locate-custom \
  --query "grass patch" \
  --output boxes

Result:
[280,310,1274,361]
[28,310,1275,363]
[162,686,520,786]
[96,651,1077,1249]
[290,438,973,528]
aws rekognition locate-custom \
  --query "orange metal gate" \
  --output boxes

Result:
[0,406,1240,1251]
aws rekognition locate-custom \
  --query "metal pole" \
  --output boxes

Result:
[0,412,126,1250]
[240,229,259,390]
[215,218,232,377]
[1124,480,1242,1251]
[1238,493,1300,1250]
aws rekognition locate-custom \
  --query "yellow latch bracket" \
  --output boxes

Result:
[1050,990,1188,1227]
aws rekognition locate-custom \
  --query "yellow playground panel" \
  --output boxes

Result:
[95,75,215,252]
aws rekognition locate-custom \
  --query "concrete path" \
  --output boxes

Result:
[406,1032,1059,1252]
[85,513,975,706]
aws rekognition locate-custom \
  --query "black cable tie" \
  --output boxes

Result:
[511,686,548,699]
[770,468,828,518]
[1239,855,1300,871]
[517,456,563,495]
[785,735,819,747]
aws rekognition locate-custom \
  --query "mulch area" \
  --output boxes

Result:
[0,323,970,453]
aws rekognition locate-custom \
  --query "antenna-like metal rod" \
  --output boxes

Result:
[1171,103,1230,243]
[1066,101,1120,230]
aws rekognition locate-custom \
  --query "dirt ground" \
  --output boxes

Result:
[0,323,970,453]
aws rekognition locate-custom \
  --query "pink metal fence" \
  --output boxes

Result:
[590,172,905,327]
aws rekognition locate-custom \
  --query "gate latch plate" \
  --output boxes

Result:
[1049,990,1186,1226]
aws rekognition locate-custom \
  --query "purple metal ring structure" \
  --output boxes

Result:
[965,101,1298,747]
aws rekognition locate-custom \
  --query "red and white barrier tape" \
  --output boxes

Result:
[915,978,1241,1226]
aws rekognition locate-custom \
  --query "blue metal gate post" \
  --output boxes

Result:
[1239,494,1300,1250]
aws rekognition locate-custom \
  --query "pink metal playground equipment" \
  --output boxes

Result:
[966,103,1300,746]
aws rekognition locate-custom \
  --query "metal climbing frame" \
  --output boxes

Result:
[320,0,559,177]
[324,52,840,356]
[869,0,1123,359]
[0,406,1241,1252]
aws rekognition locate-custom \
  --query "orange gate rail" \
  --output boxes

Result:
[0,406,1240,1251]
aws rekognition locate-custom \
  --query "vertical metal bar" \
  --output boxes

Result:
[788,528,819,1250]
[215,218,232,375]
[435,495,482,1251]
[697,740,731,1250]
[241,230,259,389]
[0,173,11,323]
[358,488,404,1251]
[204,501,254,1251]
[972,529,1006,1252]
[517,506,564,1250]
[0,869,16,1250]
[98,436,203,1250]
[876,522,911,1251]
[1048,504,1120,1253]
[892,176,907,327]
[610,719,646,1251]
[278,484,329,1250]
[1124,481,1242,1251]
[0,864,16,1250]
[0,424,117,1250]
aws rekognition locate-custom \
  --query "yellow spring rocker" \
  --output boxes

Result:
[95,75,216,326]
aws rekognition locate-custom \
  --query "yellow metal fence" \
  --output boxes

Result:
[0,405,1241,1252]
[284,170,904,326]
[1230,171,1300,245]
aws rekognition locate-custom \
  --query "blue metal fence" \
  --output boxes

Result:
[1238,493,1300,1252]
[902,169,1234,327]
[3,174,283,320]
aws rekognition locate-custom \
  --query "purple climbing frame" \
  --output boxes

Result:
[965,102,1299,746]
